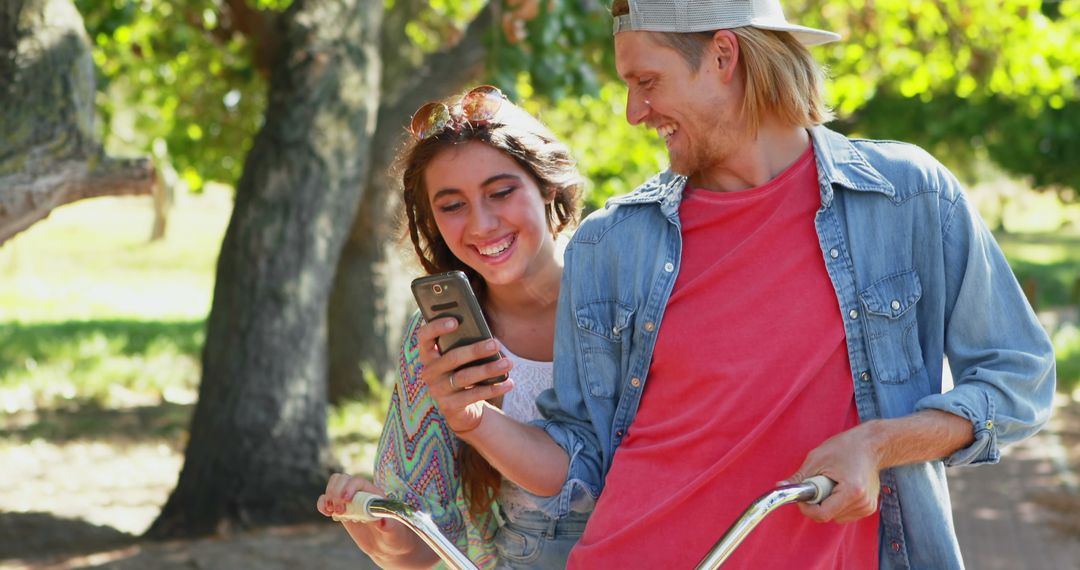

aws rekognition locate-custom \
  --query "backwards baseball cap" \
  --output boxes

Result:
[613,0,841,46]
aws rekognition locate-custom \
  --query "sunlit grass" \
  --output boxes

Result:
[0,186,231,322]
[1,180,1076,424]
[1053,325,1080,394]
[0,185,387,463]
[0,188,229,412]
[0,320,205,412]
[997,232,1080,309]
[328,391,391,476]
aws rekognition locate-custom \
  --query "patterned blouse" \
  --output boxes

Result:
[374,311,500,568]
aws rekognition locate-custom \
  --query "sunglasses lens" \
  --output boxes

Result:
[411,102,451,139]
[461,85,504,123]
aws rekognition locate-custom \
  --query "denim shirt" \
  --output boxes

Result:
[533,125,1056,569]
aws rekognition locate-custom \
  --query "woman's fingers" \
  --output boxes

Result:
[419,341,505,394]
[444,354,512,391]
[415,318,456,358]
[319,473,384,516]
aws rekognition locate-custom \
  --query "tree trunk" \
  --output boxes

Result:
[0,0,154,245]
[326,3,492,402]
[147,0,383,538]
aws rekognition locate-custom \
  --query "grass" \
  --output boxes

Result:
[0,188,228,322]
[995,231,1080,393]
[0,184,1076,423]
[0,320,205,411]
[0,186,386,469]
[997,232,1080,310]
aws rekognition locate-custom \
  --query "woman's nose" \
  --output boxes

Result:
[468,203,499,234]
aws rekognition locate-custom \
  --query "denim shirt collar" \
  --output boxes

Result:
[808,126,896,206]
[605,125,896,215]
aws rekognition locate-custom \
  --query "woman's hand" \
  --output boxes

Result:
[415,317,514,434]
[316,473,438,568]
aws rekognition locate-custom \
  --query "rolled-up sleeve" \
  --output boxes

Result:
[914,190,1056,466]
[529,241,604,517]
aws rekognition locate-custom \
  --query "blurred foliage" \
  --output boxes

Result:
[809,0,1080,192]
[489,0,614,100]
[499,0,1080,206]
[75,0,1079,200]
[517,79,666,213]
[76,0,267,192]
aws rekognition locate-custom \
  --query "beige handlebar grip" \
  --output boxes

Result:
[332,491,381,523]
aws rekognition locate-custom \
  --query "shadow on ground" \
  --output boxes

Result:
[0,512,136,561]
[1,402,192,444]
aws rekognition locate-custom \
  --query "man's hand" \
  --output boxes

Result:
[784,426,882,523]
[785,410,974,524]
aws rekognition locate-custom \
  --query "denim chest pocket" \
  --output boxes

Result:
[574,300,634,398]
[858,270,925,384]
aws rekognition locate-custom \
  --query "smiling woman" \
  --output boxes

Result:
[316,88,589,569]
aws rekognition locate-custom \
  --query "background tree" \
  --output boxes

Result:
[146,0,386,536]
[138,0,619,535]
[0,0,155,244]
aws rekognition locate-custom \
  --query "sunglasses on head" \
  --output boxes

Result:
[409,85,506,140]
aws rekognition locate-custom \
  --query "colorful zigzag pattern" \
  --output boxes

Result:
[374,311,498,568]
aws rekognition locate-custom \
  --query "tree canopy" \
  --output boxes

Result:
[77,0,1079,211]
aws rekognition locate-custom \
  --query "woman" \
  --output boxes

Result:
[316,85,589,569]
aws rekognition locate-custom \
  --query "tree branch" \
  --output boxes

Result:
[0,154,155,244]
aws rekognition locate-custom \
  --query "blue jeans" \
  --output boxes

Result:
[494,509,589,569]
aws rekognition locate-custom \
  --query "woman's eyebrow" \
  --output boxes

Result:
[481,173,521,186]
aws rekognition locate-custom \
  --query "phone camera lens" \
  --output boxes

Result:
[432,284,444,295]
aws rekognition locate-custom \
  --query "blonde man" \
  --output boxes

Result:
[430,1,1056,568]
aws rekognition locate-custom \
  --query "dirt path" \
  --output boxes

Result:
[2,396,1078,569]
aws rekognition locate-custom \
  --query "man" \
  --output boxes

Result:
[432,0,1056,568]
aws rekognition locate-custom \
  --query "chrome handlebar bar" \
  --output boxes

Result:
[334,475,835,570]
[333,492,480,570]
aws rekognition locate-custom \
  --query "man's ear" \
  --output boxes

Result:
[710,30,740,83]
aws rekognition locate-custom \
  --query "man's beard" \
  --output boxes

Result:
[669,133,719,180]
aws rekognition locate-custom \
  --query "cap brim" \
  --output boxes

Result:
[749,18,841,45]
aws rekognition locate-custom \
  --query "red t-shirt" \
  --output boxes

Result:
[568,146,879,569]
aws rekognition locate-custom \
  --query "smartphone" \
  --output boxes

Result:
[410,271,508,386]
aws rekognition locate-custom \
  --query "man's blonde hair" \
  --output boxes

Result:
[611,0,833,132]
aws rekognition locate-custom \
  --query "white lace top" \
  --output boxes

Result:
[496,342,554,521]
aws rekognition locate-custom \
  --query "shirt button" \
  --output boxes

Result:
[630,377,641,388]
[860,371,871,382]
[644,321,655,331]
[849,309,859,319]
[891,542,901,553]
[664,262,674,272]
[882,485,893,495]
[986,420,994,429]
[890,300,901,310]
[829,248,839,259]
[615,430,624,437]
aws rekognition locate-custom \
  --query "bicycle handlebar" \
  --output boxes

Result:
[331,475,835,570]
[695,475,836,569]
[333,492,480,570]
